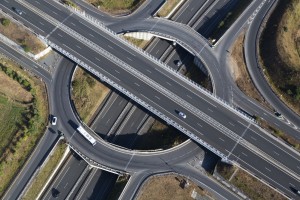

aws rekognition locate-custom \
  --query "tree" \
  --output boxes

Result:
[1,18,10,27]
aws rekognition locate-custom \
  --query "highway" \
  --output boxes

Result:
[1,0,300,198]
[1,0,298,197]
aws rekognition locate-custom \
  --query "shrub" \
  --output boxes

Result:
[1,18,10,27]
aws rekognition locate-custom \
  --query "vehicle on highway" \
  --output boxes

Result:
[274,111,283,119]
[77,125,97,146]
[176,60,182,67]
[178,111,186,119]
[13,7,23,15]
[51,116,57,125]
[52,188,60,198]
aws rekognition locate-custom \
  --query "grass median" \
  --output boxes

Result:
[157,0,181,18]
[22,141,67,200]
[0,56,48,198]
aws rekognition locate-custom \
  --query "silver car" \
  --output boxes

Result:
[178,112,186,119]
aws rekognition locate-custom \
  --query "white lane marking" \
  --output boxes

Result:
[57,33,63,37]
[127,57,132,61]
[71,22,76,26]
[39,21,44,25]
[89,33,95,37]
[64,182,68,188]
[273,151,280,156]
[250,136,257,141]
[265,167,271,172]
[208,108,213,112]
[289,183,295,187]
[166,81,172,86]
[108,45,113,49]
[76,45,81,49]
[95,57,100,61]
[219,137,225,142]
[155,96,160,100]
[197,123,202,127]
[52,11,58,15]
[134,82,140,87]
[241,152,248,157]
[187,95,193,99]
[146,69,152,73]
[114,70,120,74]
[229,122,235,126]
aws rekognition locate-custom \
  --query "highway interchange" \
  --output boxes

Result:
[0,0,300,199]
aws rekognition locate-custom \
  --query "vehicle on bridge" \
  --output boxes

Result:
[77,126,97,146]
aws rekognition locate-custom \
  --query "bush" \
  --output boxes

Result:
[1,18,10,27]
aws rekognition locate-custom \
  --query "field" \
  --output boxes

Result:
[71,67,110,123]
[86,0,145,14]
[0,14,45,54]
[259,0,300,114]
[137,174,214,200]
[0,56,48,197]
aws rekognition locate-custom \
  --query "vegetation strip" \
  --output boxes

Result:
[157,0,181,18]
[22,141,67,200]
[0,56,48,198]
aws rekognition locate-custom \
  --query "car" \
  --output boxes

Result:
[176,60,182,67]
[13,8,23,15]
[274,111,283,119]
[51,116,57,125]
[178,111,186,119]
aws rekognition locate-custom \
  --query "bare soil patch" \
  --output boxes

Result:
[157,0,180,17]
[0,14,45,54]
[137,174,215,200]
[229,31,271,109]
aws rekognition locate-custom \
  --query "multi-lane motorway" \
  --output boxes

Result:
[1,0,300,199]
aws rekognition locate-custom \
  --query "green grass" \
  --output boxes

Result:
[72,67,110,123]
[22,141,67,200]
[0,56,48,198]
[0,95,27,156]
[88,0,144,13]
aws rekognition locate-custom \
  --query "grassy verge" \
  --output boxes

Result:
[86,0,145,15]
[0,14,45,54]
[123,36,149,48]
[216,162,286,200]
[137,174,214,200]
[157,0,180,17]
[108,175,130,200]
[133,119,188,150]
[209,0,252,42]
[257,117,300,151]
[71,67,110,123]
[259,0,300,115]
[22,141,67,200]
[229,31,272,109]
[0,56,48,197]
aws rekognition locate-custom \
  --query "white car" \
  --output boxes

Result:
[14,8,23,15]
[51,116,57,125]
[178,112,186,119]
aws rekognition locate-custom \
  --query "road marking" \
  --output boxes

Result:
[197,123,202,127]
[39,21,44,25]
[71,22,76,26]
[134,82,140,87]
[273,151,280,156]
[166,81,172,86]
[208,108,213,112]
[57,33,63,37]
[155,96,160,100]
[89,33,95,37]
[108,45,113,49]
[219,137,225,142]
[114,70,120,74]
[229,122,235,126]
[187,95,193,99]
[241,152,248,157]
[289,183,295,187]
[64,182,68,188]
[250,136,257,141]
[95,57,100,61]
[127,57,132,61]
[76,45,81,49]
[146,69,152,73]
[52,11,58,15]
[265,167,271,172]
